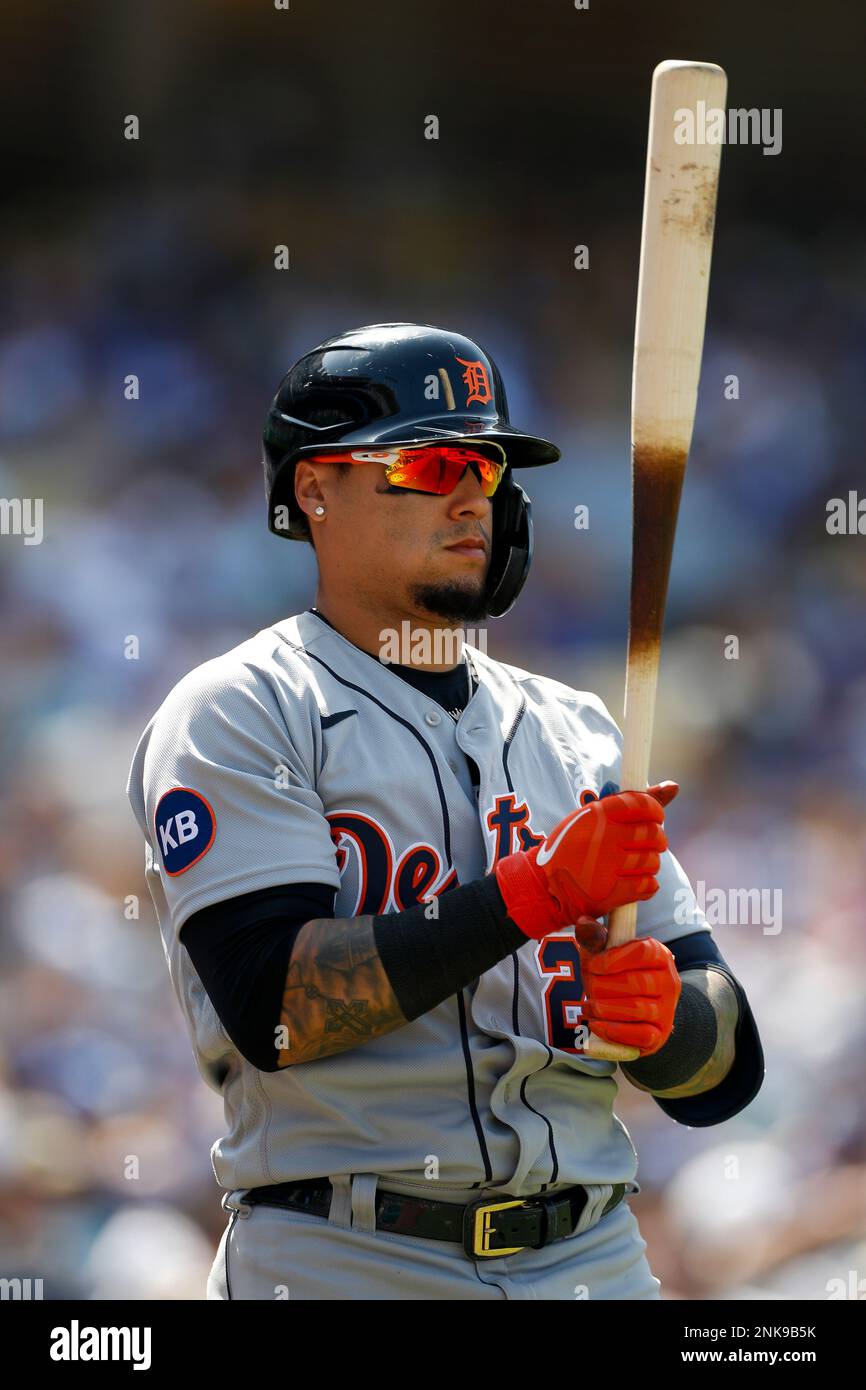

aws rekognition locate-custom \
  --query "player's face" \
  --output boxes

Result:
[322,457,495,622]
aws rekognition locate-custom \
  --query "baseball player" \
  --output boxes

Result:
[126,323,763,1300]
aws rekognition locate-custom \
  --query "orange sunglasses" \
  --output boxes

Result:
[306,443,507,498]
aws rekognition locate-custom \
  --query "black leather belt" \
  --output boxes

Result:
[241,1178,627,1260]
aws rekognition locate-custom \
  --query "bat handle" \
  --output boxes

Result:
[584,1035,640,1062]
[584,906,641,1061]
[582,644,660,1060]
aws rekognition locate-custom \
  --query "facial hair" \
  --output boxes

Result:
[409,576,492,624]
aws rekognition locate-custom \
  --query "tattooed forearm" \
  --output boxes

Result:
[276,915,407,1067]
[312,918,379,975]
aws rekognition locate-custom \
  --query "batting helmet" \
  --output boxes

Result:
[262,322,561,616]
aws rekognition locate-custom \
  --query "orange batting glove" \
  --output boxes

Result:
[495,781,678,945]
[577,937,682,1056]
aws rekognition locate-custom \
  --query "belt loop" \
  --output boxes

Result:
[572,1184,613,1236]
[327,1174,353,1229]
[221,1189,252,1219]
[350,1173,379,1234]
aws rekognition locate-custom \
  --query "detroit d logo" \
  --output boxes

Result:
[455,356,493,407]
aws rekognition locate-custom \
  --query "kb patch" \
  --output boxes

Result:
[154,787,216,875]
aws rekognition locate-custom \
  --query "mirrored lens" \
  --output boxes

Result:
[382,446,505,497]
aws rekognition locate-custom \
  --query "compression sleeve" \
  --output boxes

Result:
[652,930,765,1126]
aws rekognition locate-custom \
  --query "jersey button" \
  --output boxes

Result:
[424,711,442,726]
[447,758,458,772]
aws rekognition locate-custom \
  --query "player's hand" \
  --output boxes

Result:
[494,782,676,942]
[577,937,681,1055]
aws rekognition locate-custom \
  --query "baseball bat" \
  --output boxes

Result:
[585,60,728,1062]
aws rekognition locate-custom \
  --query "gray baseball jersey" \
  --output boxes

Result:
[126,608,710,1202]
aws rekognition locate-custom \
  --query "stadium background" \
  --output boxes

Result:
[0,0,864,1298]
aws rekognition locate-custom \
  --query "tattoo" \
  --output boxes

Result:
[313,920,379,975]
[625,967,739,1099]
[276,916,407,1067]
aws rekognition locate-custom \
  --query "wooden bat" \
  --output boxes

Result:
[585,59,728,1062]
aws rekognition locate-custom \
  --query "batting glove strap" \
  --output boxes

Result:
[494,847,569,941]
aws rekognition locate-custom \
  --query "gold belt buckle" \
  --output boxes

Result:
[465,1197,533,1259]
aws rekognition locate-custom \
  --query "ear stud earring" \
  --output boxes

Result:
[314,506,326,516]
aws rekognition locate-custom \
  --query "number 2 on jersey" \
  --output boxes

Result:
[536,935,588,1053]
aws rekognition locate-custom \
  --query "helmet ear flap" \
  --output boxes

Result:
[266,403,357,541]
[267,461,310,541]
[485,478,532,618]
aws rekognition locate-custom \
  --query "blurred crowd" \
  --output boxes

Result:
[1,0,865,1301]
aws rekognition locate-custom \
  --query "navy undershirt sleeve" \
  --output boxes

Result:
[658,930,765,1127]
[180,883,337,1072]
